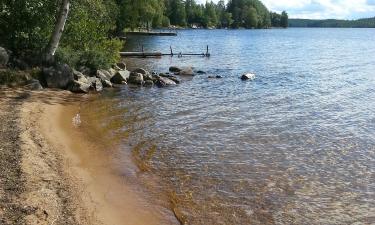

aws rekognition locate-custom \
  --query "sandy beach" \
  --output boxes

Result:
[0,89,177,225]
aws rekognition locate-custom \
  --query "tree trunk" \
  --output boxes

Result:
[44,0,70,63]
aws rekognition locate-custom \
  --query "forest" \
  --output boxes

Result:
[289,17,375,28]
[0,0,287,71]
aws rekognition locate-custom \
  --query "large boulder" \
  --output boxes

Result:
[128,72,144,85]
[155,76,176,87]
[110,70,130,84]
[69,80,91,93]
[241,73,256,80]
[0,47,9,67]
[96,69,113,87]
[169,66,181,73]
[42,64,74,89]
[179,67,194,76]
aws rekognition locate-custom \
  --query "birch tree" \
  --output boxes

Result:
[44,0,70,63]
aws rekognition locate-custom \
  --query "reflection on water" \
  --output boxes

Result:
[81,29,375,224]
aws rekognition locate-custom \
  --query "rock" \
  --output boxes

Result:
[87,77,103,92]
[144,80,154,87]
[116,62,126,70]
[132,68,152,81]
[0,47,9,67]
[24,79,43,90]
[156,76,176,87]
[208,75,223,79]
[179,67,194,76]
[132,68,148,75]
[128,72,144,85]
[110,70,130,84]
[169,66,181,73]
[241,73,256,81]
[196,70,206,74]
[97,69,111,80]
[69,80,90,93]
[42,64,74,89]
[109,68,117,77]
[73,70,88,83]
[96,69,113,87]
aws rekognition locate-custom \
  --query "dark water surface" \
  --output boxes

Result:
[81,29,375,224]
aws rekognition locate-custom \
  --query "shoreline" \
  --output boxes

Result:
[0,88,178,225]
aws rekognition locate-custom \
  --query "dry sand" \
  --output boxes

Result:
[0,89,178,225]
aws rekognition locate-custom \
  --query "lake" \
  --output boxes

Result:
[80,28,375,224]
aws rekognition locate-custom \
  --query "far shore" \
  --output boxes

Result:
[0,88,177,225]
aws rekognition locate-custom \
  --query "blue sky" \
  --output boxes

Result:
[197,0,375,19]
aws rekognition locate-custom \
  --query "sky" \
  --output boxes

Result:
[197,0,375,19]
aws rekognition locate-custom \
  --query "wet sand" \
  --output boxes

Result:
[0,89,177,225]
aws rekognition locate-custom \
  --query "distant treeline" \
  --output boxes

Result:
[117,0,288,31]
[289,17,375,28]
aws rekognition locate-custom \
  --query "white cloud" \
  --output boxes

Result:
[196,0,375,19]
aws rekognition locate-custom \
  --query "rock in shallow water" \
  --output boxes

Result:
[110,70,130,84]
[96,69,113,87]
[144,80,154,87]
[69,80,91,93]
[156,76,177,87]
[178,67,194,76]
[208,75,223,79]
[241,73,256,80]
[169,66,181,73]
[128,72,144,85]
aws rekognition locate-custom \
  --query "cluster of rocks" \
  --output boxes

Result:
[41,62,184,93]
[1,45,256,92]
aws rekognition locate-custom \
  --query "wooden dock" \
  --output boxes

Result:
[120,46,211,58]
[125,31,177,36]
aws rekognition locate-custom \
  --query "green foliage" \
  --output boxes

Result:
[58,0,122,70]
[281,11,288,28]
[116,0,165,32]
[0,69,31,85]
[227,0,271,28]
[289,17,375,28]
[166,0,187,26]
[0,0,122,70]
[0,0,57,57]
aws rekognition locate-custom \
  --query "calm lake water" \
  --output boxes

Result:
[81,29,375,224]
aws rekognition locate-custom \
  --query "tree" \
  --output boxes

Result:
[280,11,288,28]
[244,7,258,28]
[44,0,70,63]
[166,0,186,26]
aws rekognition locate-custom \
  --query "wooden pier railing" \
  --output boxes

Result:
[120,46,210,58]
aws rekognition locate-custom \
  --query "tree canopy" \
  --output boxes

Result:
[289,17,375,28]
